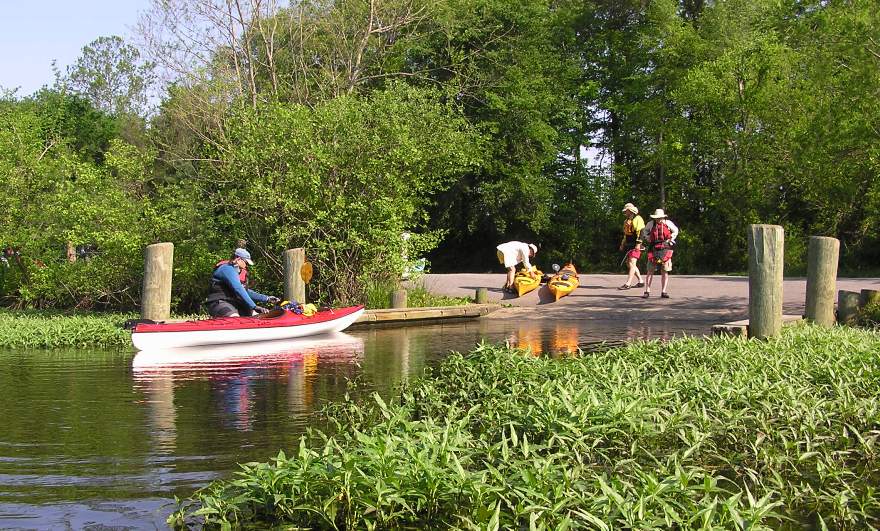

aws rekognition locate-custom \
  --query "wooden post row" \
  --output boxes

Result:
[391,289,408,309]
[475,287,488,304]
[142,242,174,321]
[804,236,839,327]
[837,290,860,324]
[283,248,307,303]
[748,225,784,339]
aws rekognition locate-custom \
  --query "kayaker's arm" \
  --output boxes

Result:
[247,289,270,304]
[215,265,257,309]
[521,244,532,270]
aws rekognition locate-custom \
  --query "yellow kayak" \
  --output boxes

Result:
[548,263,579,301]
[513,266,543,297]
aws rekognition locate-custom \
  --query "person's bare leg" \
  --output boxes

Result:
[506,267,515,289]
[661,269,670,296]
[644,268,653,296]
[627,257,642,286]
[624,258,635,286]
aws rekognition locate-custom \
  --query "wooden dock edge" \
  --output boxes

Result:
[351,303,501,328]
[712,315,803,337]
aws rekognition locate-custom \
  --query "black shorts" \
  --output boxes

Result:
[205,299,253,317]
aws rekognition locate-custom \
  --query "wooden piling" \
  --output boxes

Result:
[142,243,174,321]
[283,248,307,303]
[804,236,839,327]
[837,290,860,324]
[391,289,408,309]
[748,224,784,339]
[475,287,488,304]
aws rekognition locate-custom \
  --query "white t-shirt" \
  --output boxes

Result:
[496,241,532,269]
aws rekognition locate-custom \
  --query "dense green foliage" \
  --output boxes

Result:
[0,310,134,349]
[170,324,880,529]
[1,0,878,310]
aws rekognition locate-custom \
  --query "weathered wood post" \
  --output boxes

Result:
[283,248,307,303]
[475,287,488,304]
[142,242,174,321]
[837,290,861,324]
[748,224,784,339]
[804,236,839,327]
[860,289,880,308]
[391,289,408,309]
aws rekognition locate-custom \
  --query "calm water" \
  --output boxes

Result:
[0,318,707,529]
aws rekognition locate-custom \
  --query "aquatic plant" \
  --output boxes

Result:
[0,310,134,349]
[170,323,880,529]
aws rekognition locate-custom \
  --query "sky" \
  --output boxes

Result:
[0,0,152,97]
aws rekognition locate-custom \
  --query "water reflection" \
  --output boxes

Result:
[131,333,364,445]
[0,319,709,530]
[504,322,612,357]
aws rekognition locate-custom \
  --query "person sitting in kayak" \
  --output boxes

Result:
[496,241,538,293]
[205,247,278,317]
[618,203,645,290]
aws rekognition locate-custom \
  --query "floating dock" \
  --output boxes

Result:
[351,303,501,328]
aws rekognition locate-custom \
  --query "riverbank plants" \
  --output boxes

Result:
[170,323,880,529]
[0,310,133,349]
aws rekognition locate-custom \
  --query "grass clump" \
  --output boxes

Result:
[365,279,470,309]
[170,323,880,529]
[858,301,880,327]
[0,310,134,349]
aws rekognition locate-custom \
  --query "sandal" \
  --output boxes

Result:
[618,284,631,290]
[661,292,670,299]
[642,291,650,298]
[636,282,645,288]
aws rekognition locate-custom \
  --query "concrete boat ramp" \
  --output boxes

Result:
[398,273,880,332]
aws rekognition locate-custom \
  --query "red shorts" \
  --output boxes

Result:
[626,248,641,260]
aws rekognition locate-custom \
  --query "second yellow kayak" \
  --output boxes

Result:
[547,263,579,301]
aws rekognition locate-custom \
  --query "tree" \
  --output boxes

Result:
[203,84,484,303]
[62,35,156,117]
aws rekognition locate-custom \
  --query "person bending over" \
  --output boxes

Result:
[495,241,538,293]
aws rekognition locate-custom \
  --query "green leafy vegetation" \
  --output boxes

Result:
[170,324,880,529]
[0,311,133,349]
[859,301,880,327]
[3,1,880,312]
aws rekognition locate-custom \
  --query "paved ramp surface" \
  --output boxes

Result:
[416,274,880,326]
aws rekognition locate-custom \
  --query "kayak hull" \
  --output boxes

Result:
[131,332,364,369]
[514,268,543,297]
[131,305,365,350]
[548,264,579,301]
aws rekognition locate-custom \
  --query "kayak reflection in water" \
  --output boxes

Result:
[205,247,279,317]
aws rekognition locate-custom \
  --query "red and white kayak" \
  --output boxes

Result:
[131,305,365,350]
[131,332,364,370]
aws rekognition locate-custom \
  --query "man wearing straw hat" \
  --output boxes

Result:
[618,203,645,290]
[641,209,679,299]
[496,241,538,293]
